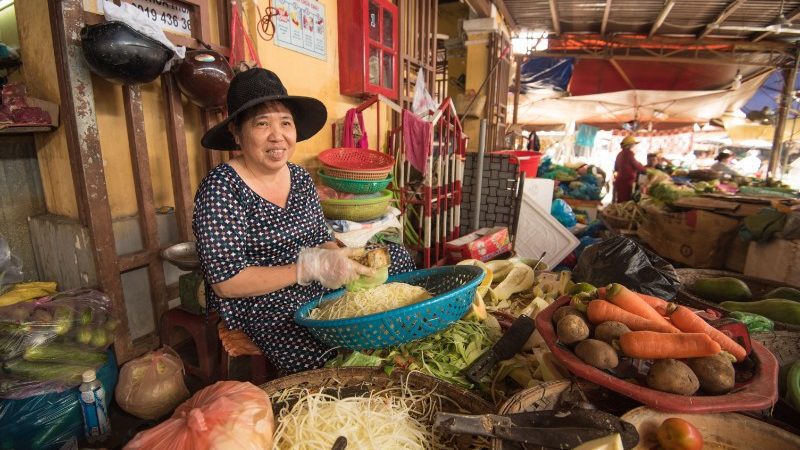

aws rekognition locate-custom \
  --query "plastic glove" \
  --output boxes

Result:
[296,247,375,289]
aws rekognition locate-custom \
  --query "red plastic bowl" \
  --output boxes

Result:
[490,150,542,178]
[536,296,779,413]
[318,147,395,171]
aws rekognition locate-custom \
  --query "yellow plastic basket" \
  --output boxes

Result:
[320,190,393,222]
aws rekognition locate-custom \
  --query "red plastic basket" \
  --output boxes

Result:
[318,148,395,171]
[490,151,542,178]
[536,296,778,413]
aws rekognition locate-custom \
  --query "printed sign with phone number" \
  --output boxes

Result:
[122,0,193,36]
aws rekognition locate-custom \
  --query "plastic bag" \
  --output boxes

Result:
[573,235,679,300]
[551,199,577,228]
[124,381,274,450]
[116,346,190,420]
[0,349,118,450]
[0,289,118,399]
[0,236,23,293]
[412,67,438,118]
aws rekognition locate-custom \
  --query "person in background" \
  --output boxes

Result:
[613,135,646,203]
[710,150,741,177]
[646,153,659,169]
[527,130,541,152]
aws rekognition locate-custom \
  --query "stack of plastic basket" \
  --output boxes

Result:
[317,148,395,222]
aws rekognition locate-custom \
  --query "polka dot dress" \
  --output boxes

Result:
[192,162,415,375]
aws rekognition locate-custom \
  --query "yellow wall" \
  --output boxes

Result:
[21,0,391,219]
[0,2,19,48]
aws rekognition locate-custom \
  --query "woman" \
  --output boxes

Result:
[613,135,646,203]
[193,68,414,375]
[710,150,741,177]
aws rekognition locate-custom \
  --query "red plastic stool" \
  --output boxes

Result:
[159,308,220,383]
[217,321,277,385]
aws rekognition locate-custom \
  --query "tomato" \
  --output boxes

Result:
[656,417,704,450]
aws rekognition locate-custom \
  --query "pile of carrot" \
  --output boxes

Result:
[586,283,747,362]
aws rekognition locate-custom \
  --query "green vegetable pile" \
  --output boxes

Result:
[327,320,500,389]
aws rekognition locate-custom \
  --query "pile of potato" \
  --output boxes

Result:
[553,305,736,396]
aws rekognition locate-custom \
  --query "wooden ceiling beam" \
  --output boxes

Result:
[601,0,613,37]
[649,0,677,38]
[464,0,492,18]
[699,0,749,40]
[494,0,517,30]
[753,6,800,42]
[609,59,636,89]
[548,0,561,35]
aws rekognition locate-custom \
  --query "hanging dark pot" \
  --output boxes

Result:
[174,49,233,108]
[80,21,174,85]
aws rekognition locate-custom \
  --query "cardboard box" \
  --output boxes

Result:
[637,206,740,269]
[446,226,511,263]
[564,198,601,222]
[724,235,750,273]
[744,239,800,287]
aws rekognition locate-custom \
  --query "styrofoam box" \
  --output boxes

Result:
[514,193,580,268]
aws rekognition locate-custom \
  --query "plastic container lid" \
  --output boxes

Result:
[82,369,97,383]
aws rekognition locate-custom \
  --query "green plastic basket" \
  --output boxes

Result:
[321,190,393,221]
[319,170,393,194]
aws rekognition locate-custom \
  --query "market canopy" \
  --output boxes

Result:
[516,72,769,129]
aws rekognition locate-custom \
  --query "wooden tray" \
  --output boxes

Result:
[675,268,800,332]
[621,406,800,450]
[536,296,779,413]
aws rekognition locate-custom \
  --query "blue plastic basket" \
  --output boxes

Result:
[294,266,485,350]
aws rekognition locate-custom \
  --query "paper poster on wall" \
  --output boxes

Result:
[274,0,327,61]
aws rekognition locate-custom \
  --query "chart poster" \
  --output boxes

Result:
[274,0,327,61]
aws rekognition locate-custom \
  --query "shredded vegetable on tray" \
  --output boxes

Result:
[309,283,432,320]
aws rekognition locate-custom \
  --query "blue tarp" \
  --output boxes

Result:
[742,71,800,119]
[520,57,573,92]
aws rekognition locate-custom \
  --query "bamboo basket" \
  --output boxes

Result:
[261,367,493,449]
[674,268,800,332]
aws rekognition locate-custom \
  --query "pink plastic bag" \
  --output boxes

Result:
[124,381,275,450]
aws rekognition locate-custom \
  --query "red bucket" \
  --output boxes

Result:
[490,150,542,177]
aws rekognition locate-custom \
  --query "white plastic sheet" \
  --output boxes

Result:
[102,1,186,70]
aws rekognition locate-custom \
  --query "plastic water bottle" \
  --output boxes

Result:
[78,369,110,442]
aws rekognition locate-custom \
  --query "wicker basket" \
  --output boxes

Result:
[599,210,637,230]
[750,331,800,366]
[322,165,393,181]
[295,266,484,350]
[675,268,800,332]
[261,367,493,449]
[320,190,393,221]
[319,169,392,194]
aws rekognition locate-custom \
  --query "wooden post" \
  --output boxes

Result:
[768,48,800,181]
[513,54,522,125]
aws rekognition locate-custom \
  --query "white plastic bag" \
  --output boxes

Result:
[102,1,186,69]
[412,67,438,119]
[115,346,190,420]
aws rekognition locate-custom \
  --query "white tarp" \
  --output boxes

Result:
[516,72,770,127]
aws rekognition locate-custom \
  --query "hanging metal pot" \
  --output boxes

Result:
[174,49,233,108]
[80,21,174,85]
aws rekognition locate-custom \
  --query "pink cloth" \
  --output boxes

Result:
[402,109,433,173]
[342,109,368,148]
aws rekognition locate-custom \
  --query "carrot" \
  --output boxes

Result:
[635,292,669,311]
[606,284,680,333]
[587,300,678,333]
[667,304,747,362]
[596,286,606,299]
[619,331,721,359]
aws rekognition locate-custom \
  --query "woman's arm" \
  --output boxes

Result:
[211,264,298,298]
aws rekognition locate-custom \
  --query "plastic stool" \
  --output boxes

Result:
[159,308,219,383]
[217,322,277,385]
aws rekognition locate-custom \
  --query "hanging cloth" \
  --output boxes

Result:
[402,109,433,173]
[229,1,261,69]
[341,109,369,148]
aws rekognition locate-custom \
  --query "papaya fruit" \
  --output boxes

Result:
[690,277,752,302]
[763,286,800,302]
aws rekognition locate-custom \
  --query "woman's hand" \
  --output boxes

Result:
[297,247,375,289]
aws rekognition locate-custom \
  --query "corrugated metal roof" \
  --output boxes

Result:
[502,0,800,41]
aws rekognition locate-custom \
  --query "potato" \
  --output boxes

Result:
[647,359,699,396]
[557,315,590,345]
[574,339,619,369]
[686,354,735,395]
[593,321,631,344]
[552,305,585,325]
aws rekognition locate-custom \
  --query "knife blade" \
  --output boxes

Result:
[463,313,536,384]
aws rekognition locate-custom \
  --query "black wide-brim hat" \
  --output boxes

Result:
[201,68,327,150]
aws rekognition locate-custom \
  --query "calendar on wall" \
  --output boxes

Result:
[274,0,327,61]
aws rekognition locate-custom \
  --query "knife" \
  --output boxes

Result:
[463,305,537,384]
[434,410,640,449]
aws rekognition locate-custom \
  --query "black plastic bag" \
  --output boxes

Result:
[573,236,679,300]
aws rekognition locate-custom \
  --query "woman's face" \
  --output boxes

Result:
[231,101,297,173]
